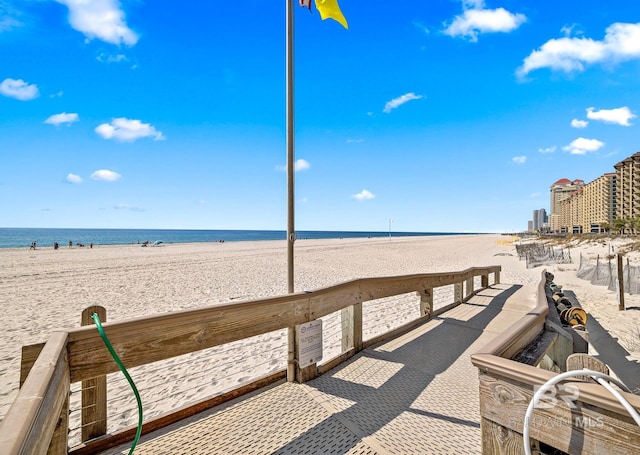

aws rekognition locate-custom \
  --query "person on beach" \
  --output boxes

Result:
[53,242,59,250]
[69,240,72,248]
[29,241,36,250]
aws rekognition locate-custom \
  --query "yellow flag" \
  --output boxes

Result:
[312,0,348,29]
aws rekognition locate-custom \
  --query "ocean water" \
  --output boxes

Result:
[0,228,472,249]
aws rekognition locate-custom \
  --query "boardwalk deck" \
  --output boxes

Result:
[101,283,535,454]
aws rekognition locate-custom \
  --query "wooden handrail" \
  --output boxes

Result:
[0,332,69,455]
[66,266,500,383]
[1,265,500,454]
[472,353,640,416]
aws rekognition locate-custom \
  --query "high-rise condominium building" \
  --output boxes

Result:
[549,178,584,232]
[557,173,616,233]
[532,208,547,231]
[614,152,640,221]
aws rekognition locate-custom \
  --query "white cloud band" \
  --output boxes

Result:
[562,137,605,155]
[586,106,635,126]
[65,173,83,184]
[571,119,588,129]
[55,0,138,45]
[0,78,39,100]
[445,7,526,42]
[95,117,165,142]
[518,22,640,77]
[90,169,122,181]
[383,92,423,113]
[351,189,375,201]
[45,112,79,126]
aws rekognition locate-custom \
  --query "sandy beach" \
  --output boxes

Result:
[1,233,638,444]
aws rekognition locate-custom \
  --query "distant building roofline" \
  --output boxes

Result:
[551,178,584,187]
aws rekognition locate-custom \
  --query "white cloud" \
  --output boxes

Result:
[0,2,22,32]
[518,22,640,77]
[571,119,588,128]
[65,173,83,184]
[45,112,79,126]
[55,0,138,46]
[114,203,143,212]
[586,106,636,126]
[0,78,39,100]
[444,1,526,42]
[383,92,423,113]
[90,169,121,181]
[294,159,310,171]
[351,189,375,201]
[561,24,583,38]
[512,156,526,164]
[97,53,128,63]
[95,118,165,141]
[347,138,364,143]
[562,137,605,155]
[538,146,557,154]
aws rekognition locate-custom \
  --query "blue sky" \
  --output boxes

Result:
[1,0,639,233]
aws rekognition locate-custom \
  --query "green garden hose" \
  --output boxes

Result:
[92,313,143,454]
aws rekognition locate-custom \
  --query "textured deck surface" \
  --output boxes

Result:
[103,283,532,455]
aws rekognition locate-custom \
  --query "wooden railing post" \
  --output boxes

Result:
[341,303,363,353]
[287,327,296,382]
[288,321,319,384]
[617,254,625,311]
[81,306,107,442]
[494,270,500,284]
[420,288,433,319]
[341,307,353,352]
[466,276,474,300]
[20,343,45,387]
[481,274,488,289]
[454,282,463,304]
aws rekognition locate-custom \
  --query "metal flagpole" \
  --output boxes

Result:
[286,0,295,293]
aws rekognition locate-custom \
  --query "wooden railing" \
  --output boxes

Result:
[471,270,640,454]
[0,266,500,454]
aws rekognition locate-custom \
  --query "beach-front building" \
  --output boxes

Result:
[555,173,617,234]
[584,172,617,232]
[531,208,547,232]
[557,187,582,233]
[549,178,584,232]
[614,152,640,222]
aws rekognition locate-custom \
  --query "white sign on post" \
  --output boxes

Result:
[297,319,323,368]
